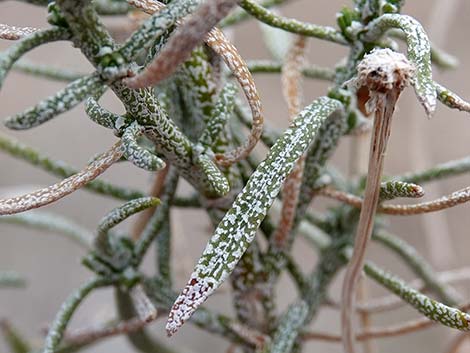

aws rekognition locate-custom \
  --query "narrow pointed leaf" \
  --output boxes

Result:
[364,262,470,331]
[166,96,343,336]
[95,196,160,254]
[199,82,237,147]
[43,278,113,353]
[436,83,470,113]
[0,133,143,201]
[379,180,424,201]
[12,58,85,82]
[122,122,166,171]
[0,320,31,353]
[0,142,123,215]
[1,211,93,249]
[0,27,70,89]
[85,96,122,130]
[5,74,105,130]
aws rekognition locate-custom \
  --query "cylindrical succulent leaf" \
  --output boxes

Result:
[5,74,105,130]
[122,122,166,171]
[166,96,343,336]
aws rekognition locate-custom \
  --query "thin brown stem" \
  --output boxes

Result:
[357,278,377,353]
[341,49,414,353]
[304,302,470,343]
[63,318,152,346]
[342,89,398,353]
[272,35,306,249]
[0,23,39,40]
[125,0,239,87]
[0,141,123,215]
[326,266,470,314]
[128,0,264,167]
[227,322,271,350]
[317,186,470,216]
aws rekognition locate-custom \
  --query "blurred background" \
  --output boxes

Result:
[1,1,470,352]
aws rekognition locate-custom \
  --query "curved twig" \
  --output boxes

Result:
[127,0,264,166]
[0,23,39,40]
[271,35,306,250]
[238,0,346,44]
[303,303,470,342]
[318,185,470,216]
[0,141,123,215]
[125,0,239,87]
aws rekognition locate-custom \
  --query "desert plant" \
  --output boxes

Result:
[1,0,470,353]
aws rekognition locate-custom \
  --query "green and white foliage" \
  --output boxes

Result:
[175,46,218,140]
[199,82,237,148]
[122,122,166,171]
[365,262,470,330]
[0,27,71,89]
[1,211,94,249]
[2,1,470,353]
[266,301,308,353]
[0,271,26,288]
[379,180,424,201]
[85,96,122,130]
[6,74,105,130]
[436,83,470,113]
[297,109,347,217]
[119,0,204,60]
[13,58,85,82]
[166,97,343,335]
[95,196,160,255]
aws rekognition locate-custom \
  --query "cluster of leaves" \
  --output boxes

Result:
[1,0,470,353]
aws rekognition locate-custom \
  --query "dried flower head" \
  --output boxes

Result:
[353,49,413,118]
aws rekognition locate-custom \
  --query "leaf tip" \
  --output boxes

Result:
[166,275,214,336]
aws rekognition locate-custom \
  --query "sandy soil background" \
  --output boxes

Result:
[1,1,470,352]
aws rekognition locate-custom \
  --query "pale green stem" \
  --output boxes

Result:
[238,0,346,44]
[95,197,160,255]
[364,262,470,331]
[245,59,335,81]
[0,133,145,201]
[397,155,470,184]
[0,272,26,288]
[373,230,461,305]
[12,58,86,82]
[43,277,114,353]
[1,212,93,249]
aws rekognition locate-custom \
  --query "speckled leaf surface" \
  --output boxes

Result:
[166,96,343,335]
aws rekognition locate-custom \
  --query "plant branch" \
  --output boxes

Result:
[0,141,123,215]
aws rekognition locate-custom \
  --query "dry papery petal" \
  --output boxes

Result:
[355,48,415,114]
